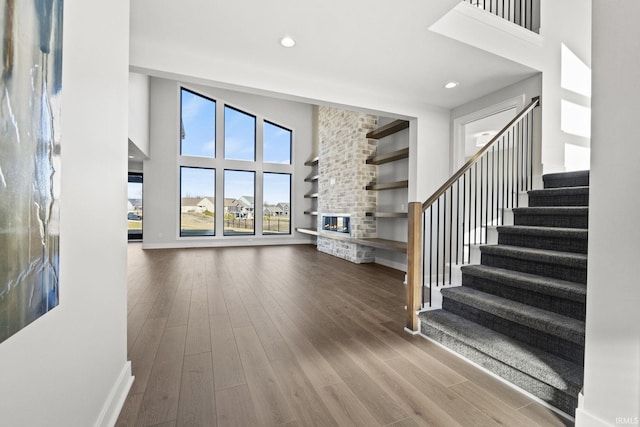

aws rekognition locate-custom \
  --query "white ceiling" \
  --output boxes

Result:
[129,0,538,111]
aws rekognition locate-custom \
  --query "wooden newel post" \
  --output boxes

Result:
[406,202,422,332]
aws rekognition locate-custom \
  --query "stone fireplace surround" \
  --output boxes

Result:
[316,106,378,264]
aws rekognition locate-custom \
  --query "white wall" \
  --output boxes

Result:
[143,78,315,248]
[430,1,591,174]
[576,1,640,425]
[0,1,131,426]
[128,72,151,157]
[539,0,591,173]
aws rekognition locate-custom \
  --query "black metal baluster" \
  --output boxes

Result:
[491,145,495,227]
[442,192,446,287]
[512,125,516,207]
[449,186,453,284]
[500,137,505,225]
[436,199,440,288]
[429,207,433,293]
[480,155,484,243]
[473,162,477,245]
[508,130,512,208]
[527,113,535,189]
[462,172,467,264]
[484,154,489,241]
[456,180,460,265]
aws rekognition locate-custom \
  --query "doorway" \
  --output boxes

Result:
[452,95,524,171]
[128,173,143,241]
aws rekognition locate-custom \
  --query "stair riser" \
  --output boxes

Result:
[461,273,586,320]
[442,299,584,365]
[421,324,579,415]
[498,233,588,254]
[528,194,589,207]
[543,173,589,189]
[513,213,588,229]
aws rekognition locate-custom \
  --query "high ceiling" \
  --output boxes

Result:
[129,0,538,111]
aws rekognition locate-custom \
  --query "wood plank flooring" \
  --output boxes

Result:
[117,244,573,427]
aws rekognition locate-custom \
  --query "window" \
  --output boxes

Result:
[263,173,291,235]
[180,88,216,158]
[180,167,215,236]
[224,170,255,236]
[263,121,292,164]
[224,106,255,161]
[178,87,293,239]
[127,173,143,241]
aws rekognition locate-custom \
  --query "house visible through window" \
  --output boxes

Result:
[263,173,291,235]
[180,167,215,236]
[178,87,293,238]
[224,170,255,236]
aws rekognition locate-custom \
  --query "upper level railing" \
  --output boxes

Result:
[406,97,540,331]
[466,0,540,33]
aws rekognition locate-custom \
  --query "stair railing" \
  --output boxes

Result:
[406,97,540,331]
[465,0,540,33]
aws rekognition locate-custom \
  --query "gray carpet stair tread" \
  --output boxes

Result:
[460,264,586,302]
[496,225,588,239]
[480,245,587,268]
[513,207,588,215]
[441,286,585,345]
[420,309,584,393]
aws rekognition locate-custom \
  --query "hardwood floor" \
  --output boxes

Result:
[117,244,573,427]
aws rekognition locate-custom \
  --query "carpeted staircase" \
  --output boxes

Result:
[419,170,588,415]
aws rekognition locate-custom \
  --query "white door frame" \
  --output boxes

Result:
[451,95,525,172]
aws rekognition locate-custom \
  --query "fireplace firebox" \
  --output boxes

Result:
[321,214,351,234]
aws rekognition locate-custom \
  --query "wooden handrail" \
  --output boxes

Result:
[422,97,540,212]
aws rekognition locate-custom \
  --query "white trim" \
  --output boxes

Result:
[574,392,612,427]
[95,362,133,427]
[417,332,576,423]
[452,95,524,172]
[374,257,407,272]
[451,2,543,47]
[404,327,420,336]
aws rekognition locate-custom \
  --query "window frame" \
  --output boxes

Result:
[223,104,257,162]
[177,85,295,240]
[262,172,292,236]
[179,166,216,237]
[263,120,293,165]
[180,87,217,159]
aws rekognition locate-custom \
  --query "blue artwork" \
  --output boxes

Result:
[0,0,63,343]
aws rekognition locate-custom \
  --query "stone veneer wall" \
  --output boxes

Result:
[317,106,378,263]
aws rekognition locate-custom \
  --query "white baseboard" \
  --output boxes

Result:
[95,361,134,427]
[374,257,407,272]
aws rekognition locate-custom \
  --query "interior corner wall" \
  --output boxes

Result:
[129,72,151,157]
[412,106,451,204]
[576,2,640,426]
[0,1,131,427]
[144,77,314,248]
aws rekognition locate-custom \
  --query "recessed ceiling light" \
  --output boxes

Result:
[444,81,459,89]
[128,155,134,159]
[280,36,296,48]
